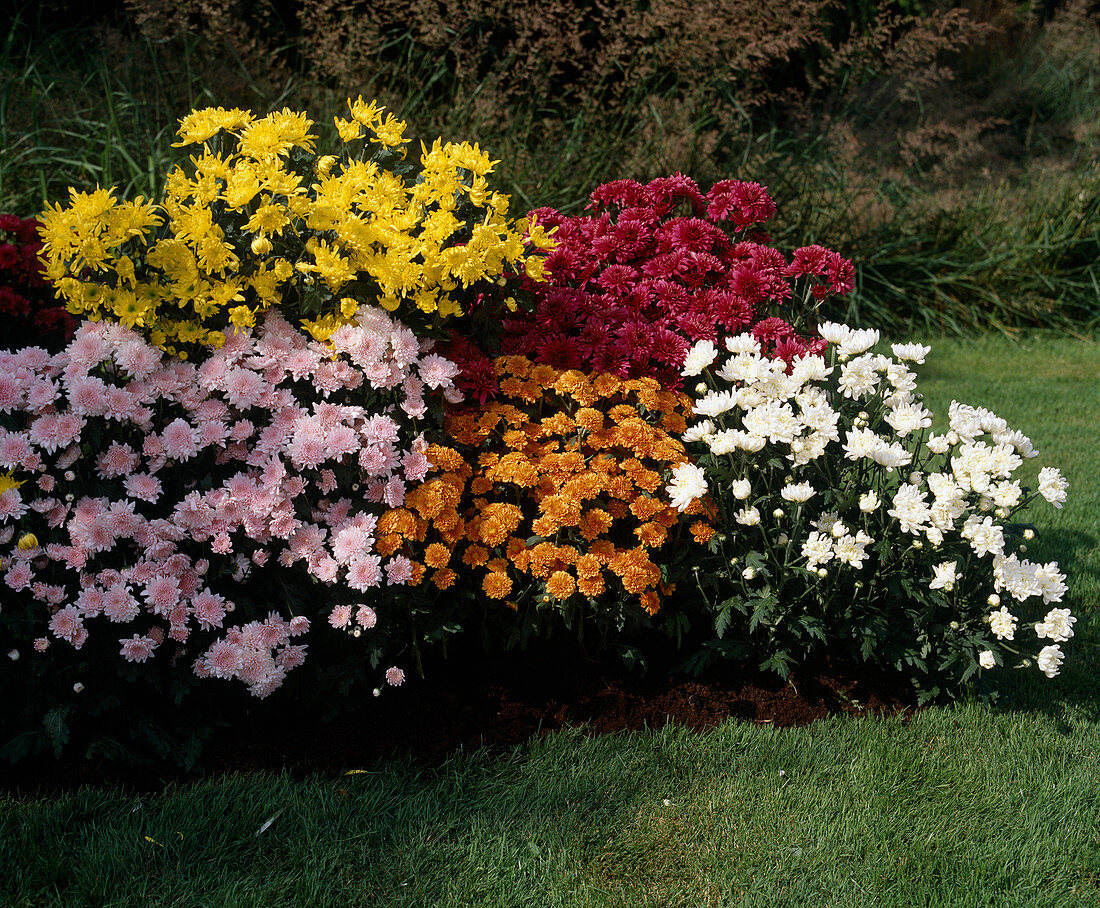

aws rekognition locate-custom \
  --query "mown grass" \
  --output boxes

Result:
[3,334,1098,907]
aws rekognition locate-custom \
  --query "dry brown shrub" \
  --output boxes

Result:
[295,0,838,110]
[123,0,292,101]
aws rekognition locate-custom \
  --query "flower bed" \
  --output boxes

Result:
[0,100,1074,764]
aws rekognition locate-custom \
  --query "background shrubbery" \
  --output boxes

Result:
[3,0,1098,333]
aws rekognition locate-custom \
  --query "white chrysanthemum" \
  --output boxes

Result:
[1034,562,1067,604]
[801,531,833,570]
[948,401,985,441]
[666,462,709,512]
[755,369,803,403]
[993,554,1041,602]
[731,479,752,500]
[788,432,831,467]
[988,480,1022,509]
[732,430,767,452]
[833,531,871,568]
[890,342,931,363]
[837,327,879,357]
[885,362,917,395]
[961,514,1004,557]
[717,352,765,385]
[926,433,953,455]
[743,401,801,445]
[780,482,816,503]
[724,333,760,355]
[682,340,718,377]
[988,606,1017,640]
[885,401,933,437]
[988,444,1022,478]
[735,386,766,410]
[1037,644,1064,678]
[952,442,996,493]
[888,483,931,535]
[859,490,879,512]
[817,322,851,345]
[929,560,958,591]
[979,650,996,670]
[693,389,738,418]
[869,442,913,471]
[790,354,831,384]
[838,355,879,399]
[843,427,886,461]
[995,428,1037,459]
[682,418,716,444]
[707,429,740,456]
[1037,466,1068,509]
[1035,607,1076,643]
[735,506,761,526]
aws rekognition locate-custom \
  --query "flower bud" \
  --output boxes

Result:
[315,155,338,177]
[742,567,756,580]
[7,650,18,661]
[772,508,785,519]
[987,594,1000,607]
[17,533,39,551]
[63,470,75,482]
[72,682,84,693]
[1023,529,1035,540]
[695,382,708,394]
[251,235,273,256]
[776,533,789,546]
[817,567,828,578]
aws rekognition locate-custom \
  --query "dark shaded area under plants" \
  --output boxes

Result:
[0,634,918,799]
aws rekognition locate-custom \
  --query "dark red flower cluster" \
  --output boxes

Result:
[492,175,854,390]
[0,214,76,349]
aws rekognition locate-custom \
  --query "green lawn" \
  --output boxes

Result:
[3,333,1099,907]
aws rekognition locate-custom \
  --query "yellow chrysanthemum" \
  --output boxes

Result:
[173,106,253,146]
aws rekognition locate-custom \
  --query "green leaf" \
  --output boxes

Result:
[43,707,70,757]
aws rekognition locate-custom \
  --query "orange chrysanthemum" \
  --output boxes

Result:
[635,521,668,547]
[574,407,604,432]
[462,544,490,567]
[690,520,715,544]
[483,572,513,599]
[424,542,451,569]
[431,567,457,590]
[577,574,606,597]
[545,570,576,600]
[578,508,613,541]
[475,502,523,546]
[575,553,602,579]
[629,495,667,521]
[640,589,661,616]
[375,533,402,557]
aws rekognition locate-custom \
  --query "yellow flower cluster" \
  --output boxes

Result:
[377,358,712,616]
[38,99,555,354]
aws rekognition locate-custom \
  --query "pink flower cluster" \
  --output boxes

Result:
[478,174,853,390]
[0,309,461,696]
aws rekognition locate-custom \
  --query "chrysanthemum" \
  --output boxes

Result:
[482,572,512,599]
[666,462,708,512]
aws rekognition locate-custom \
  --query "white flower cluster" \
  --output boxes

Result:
[678,325,1073,679]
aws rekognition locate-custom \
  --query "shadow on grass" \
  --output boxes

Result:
[983,608,1100,730]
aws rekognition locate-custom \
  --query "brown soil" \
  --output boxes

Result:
[1,640,917,798]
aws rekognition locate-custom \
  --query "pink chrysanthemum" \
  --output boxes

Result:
[120,634,158,663]
[163,417,201,460]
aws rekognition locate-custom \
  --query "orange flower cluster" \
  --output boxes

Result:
[378,356,712,617]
